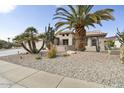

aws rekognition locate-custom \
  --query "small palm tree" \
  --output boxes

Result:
[13,27,44,54]
[54,5,114,51]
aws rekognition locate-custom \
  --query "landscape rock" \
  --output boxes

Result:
[66,50,76,55]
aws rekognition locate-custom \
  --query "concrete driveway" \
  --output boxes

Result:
[0,48,26,57]
[0,60,109,88]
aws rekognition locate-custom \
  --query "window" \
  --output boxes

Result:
[62,34,65,36]
[91,38,96,46]
[63,39,68,45]
[66,34,69,36]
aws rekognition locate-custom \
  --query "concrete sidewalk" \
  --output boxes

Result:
[0,60,109,88]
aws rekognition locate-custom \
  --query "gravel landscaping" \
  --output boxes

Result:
[0,51,123,87]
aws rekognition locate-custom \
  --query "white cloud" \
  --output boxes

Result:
[0,5,16,14]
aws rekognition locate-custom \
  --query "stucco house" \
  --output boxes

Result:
[32,30,120,52]
[54,31,107,51]
[105,36,121,48]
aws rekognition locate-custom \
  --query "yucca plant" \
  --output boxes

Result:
[117,28,124,63]
[39,24,55,50]
[54,5,114,51]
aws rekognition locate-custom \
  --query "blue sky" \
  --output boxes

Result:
[0,5,124,41]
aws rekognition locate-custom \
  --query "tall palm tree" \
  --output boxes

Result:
[13,27,44,54]
[54,5,114,51]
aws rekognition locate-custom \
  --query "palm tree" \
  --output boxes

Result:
[13,27,44,54]
[116,28,124,64]
[13,33,32,53]
[24,27,39,53]
[54,5,114,51]
[117,28,124,45]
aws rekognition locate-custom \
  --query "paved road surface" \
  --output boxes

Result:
[0,48,26,57]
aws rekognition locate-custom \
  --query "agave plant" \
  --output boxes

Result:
[13,27,44,54]
[54,5,114,51]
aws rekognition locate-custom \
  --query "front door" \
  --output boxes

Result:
[63,39,69,45]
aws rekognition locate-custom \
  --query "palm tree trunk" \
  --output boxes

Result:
[21,43,32,53]
[37,40,45,53]
[30,33,37,53]
[32,40,37,53]
[74,26,86,51]
[27,40,33,53]
[96,37,100,52]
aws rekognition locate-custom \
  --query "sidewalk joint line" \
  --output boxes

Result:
[56,77,65,88]
[15,70,40,84]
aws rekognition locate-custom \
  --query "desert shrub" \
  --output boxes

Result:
[62,53,70,57]
[0,40,12,49]
[3,42,13,49]
[35,56,42,60]
[48,47,57,58]
[105,40,115,50]
[0,43,2,49]
[32,48,39,53]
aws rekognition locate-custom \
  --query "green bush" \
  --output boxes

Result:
[48,47,57,58]
[0,40,12,49]
[32,48,39,53]
[35,56,42,60]
[3,42,13,49]
[105,40,115,49]
[62,53,70,57]
[0,43,2,49]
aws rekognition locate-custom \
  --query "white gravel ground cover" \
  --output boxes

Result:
[0,51,122,87]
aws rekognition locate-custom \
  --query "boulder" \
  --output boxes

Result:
[67,50,76,55]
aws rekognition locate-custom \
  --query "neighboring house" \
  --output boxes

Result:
[105,36,121,48]
[54,31,107,51]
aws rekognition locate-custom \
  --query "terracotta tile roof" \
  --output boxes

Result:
[105,36,117,40]
[59,30,107,37]
[86,31,107,37]
[59,31,74,35]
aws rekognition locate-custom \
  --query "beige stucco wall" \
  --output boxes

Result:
[56,33,106,51]
[86,36,105,51]
[56,33,74,45]
[25,40,45,50]
[99,37,106,51]
[115,40,121,48]
[86,37,95,51]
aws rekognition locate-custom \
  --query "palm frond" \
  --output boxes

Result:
[53,5,114,31]
[116,28,124,45]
